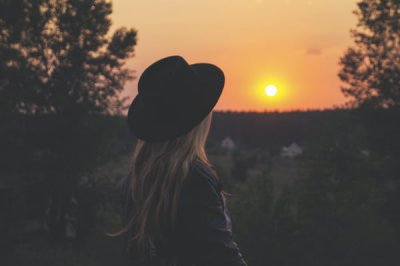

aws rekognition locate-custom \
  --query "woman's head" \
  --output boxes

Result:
[127,56,224,143]
[115,111,214,250]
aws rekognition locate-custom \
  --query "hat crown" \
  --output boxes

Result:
[138,56,202,102]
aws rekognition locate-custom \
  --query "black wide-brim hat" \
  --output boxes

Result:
[127,55,225,142]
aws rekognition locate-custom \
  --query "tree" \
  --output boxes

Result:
[0,0,137,116]
[338,0,400,109]
[0,0,137,243]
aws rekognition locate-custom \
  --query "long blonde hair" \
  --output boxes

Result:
[114,111,216,251]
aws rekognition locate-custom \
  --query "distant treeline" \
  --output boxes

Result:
[2,107,400,170]
[209,109,356,152]
[1,109,352,173]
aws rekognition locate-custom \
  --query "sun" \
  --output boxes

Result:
[264,84,278,97]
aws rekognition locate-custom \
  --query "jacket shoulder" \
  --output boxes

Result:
[182,158,223,196]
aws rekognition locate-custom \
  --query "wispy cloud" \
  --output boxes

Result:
[306,47,322,55]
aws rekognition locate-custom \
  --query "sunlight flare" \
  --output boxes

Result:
[265,84,278,97]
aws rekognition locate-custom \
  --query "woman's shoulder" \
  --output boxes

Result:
[182,157,223,196]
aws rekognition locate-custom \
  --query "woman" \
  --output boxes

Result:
[117,56,247,266]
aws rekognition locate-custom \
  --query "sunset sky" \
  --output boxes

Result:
[111,0,358,112]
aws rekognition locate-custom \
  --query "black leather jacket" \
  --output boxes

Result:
[120,157,248,266]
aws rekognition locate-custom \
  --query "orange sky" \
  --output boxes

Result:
[111,0,358,112]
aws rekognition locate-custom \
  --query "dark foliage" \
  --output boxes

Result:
[338,0,400,109]
[2,109,400,265]
[0,0,137,246]
[0,0,137,115]
[209,109,354,151]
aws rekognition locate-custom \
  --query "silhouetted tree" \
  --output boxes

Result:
[338,0,399,109]
[0,0,137,244]
[0,0,137,115]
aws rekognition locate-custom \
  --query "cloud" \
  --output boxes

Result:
[306,47,323,55]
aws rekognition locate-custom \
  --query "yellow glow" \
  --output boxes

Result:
[265,85,278,97]
[250,76,291,111]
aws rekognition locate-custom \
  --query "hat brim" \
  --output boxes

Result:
[127,63,224,142]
